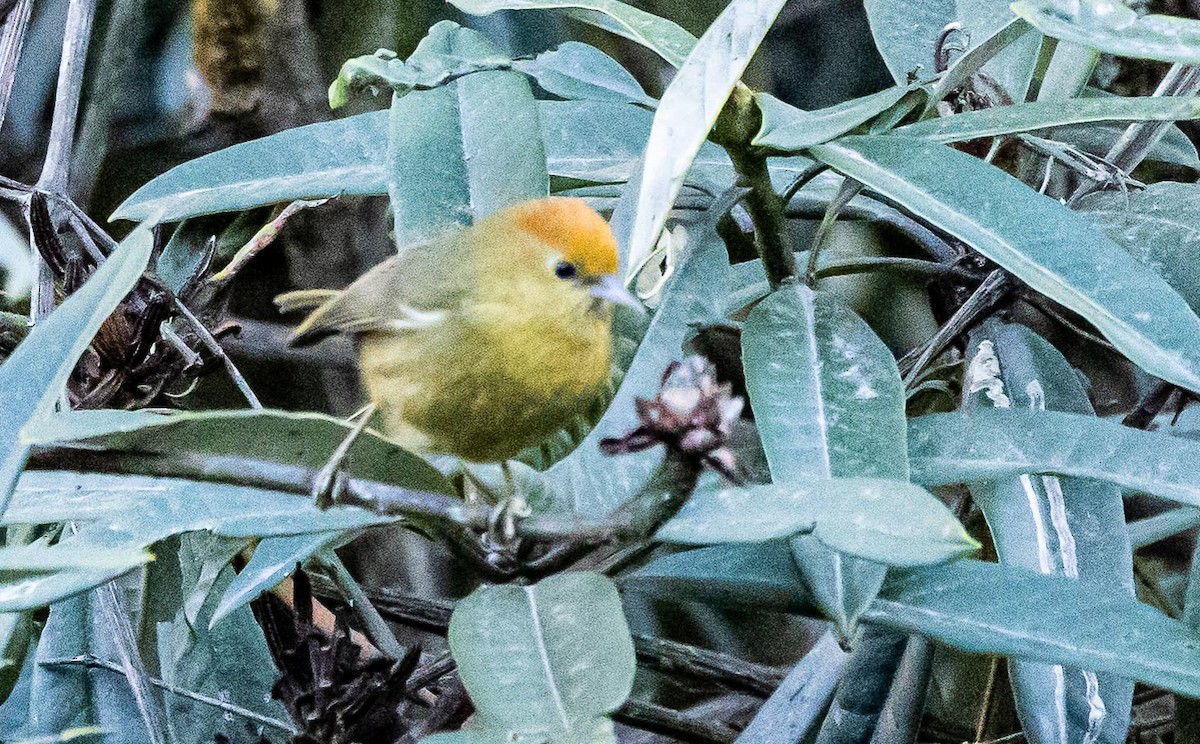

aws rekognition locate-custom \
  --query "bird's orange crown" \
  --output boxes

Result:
[511,197,619,277]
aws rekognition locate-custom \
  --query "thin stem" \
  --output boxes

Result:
[806,178,863,288]
[1128,508,1200,550]
[317,549,406,659]
[173,298,263,409]
[729,146,796,288]
[900,269,1010,386]
[35,0,96,194]
[92,580,170,744]
[1071,63,1200,202]
[39,654,297,734]
[0,0,34,133]
[781,162,831,204]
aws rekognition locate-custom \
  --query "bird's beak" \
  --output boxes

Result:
[590,274,643,312]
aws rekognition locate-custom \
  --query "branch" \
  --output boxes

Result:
[0,0,33,133]
[35,0,96,194]
[39,654,297,734]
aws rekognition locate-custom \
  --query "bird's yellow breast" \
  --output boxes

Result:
[358,285,612,463]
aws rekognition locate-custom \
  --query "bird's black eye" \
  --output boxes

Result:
[554,261,577,280]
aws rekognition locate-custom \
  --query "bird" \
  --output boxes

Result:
[276,196,640,463]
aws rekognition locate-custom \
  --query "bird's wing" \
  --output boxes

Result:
[281,245,460,346]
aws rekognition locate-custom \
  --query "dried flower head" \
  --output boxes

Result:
[600,355,745,482]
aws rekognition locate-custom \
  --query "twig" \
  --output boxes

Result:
[0,0,33,132]
[633,633,784,697]
[158,323,202,369]
[406,652,456,693]
[900,269,1010,386]
[35,0,96,194]
[1071,63,1200,203]
[173,298,263,409]
[616,698,739,744]
[317,549,406,660]
[1123,380,1178,430]
[311,403,376,508]
[39,654,297,734]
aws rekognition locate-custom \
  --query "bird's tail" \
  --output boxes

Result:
[274,289,340,346]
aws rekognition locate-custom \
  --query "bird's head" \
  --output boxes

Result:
[508,197,641,311]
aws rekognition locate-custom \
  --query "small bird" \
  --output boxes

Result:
[277,197,640,463]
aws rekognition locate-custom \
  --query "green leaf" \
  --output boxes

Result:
[329,21,512,108]
[1078,182,1200,313]
[387,27,547,245]
[9,470,397,542]
[0,597,143,740]
[1037,40,1099,102]
[155,533,291,743]
[0,611,31,706]
[0,542,151,574]
[110,114,390,222]
[624,541,817,613]
[742,283,908,630]
[811,135,1200,393]
[961,320,1134,744]
[514,42,656,107]
[630,547,1200,697]
[909,408,1200,510]
[449,572,634,739]
[736,632,847,744]
[896,95,1200,142]
[656,478,977,566]
[447,0,696,67]
[210,531,346,628]
[865,559,1200,698]
[29,408,454,495]
[1013,0,1200,65]
[743,284,909,482]
[113,103,615,223]
[618,0,790,281]
[754,86,916,152]
[0,223,155,516]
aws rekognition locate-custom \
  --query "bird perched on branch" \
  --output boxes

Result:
[277,196,639,463]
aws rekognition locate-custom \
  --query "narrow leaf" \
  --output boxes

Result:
[909,408,1200,509]
[962,320,1133,744]
[210,531,346,628]
[387,26,547,244]
[630,547,1200,697]
[515,42,656,107]
[449,572,635,738]
[619,0,790,281]
[811,135,1200,393]
[1013,0,1200,65]
[0,222,154,514]
[896,95,1200,142]
[447,0,696,67]
[656,478,977,566]
[1078,182,1200,313]
[754,86,915,152]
